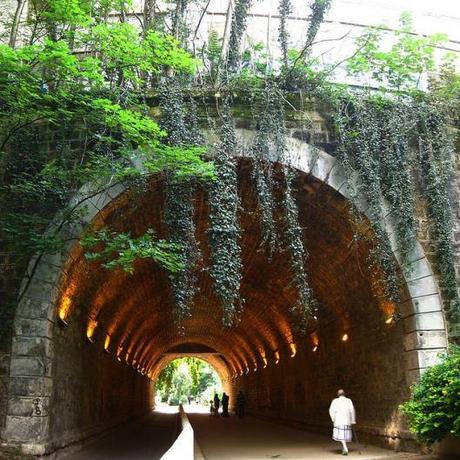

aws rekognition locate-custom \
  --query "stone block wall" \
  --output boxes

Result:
[234,288,413,450]
[2,293,153,454]
[48,302,154,451]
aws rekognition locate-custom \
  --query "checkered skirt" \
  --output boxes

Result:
[333,425,353,442]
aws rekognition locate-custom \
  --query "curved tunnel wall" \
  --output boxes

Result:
[1,133,448,455]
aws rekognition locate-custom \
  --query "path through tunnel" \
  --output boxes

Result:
[5,151,447,457]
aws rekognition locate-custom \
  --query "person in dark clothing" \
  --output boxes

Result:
[213,393,220,416]
[221,392,229,417]
[236,390,246,418]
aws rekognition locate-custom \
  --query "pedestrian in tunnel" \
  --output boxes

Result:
[213,393,220,416]
[329,389,356,456]
[236,390,246,418]
[209,399,215,415]
[221,392,229,417]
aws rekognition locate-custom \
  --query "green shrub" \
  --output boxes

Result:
[400,346,460,445]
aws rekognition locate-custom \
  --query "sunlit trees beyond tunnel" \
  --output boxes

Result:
[155,358,222,406]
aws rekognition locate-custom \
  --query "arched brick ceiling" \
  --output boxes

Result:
[58,159,393,379]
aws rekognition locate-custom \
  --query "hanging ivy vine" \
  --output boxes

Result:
[334,97,401,302]
[226,0,252,73]
[250,85,281,253]
[208,101,242,326]
[278,0,292,68]
[250,82,319,330]
[416,102,460,324]
[160,79,203,323]
[282,165,319,332]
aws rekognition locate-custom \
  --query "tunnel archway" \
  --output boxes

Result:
[3,132,448,455]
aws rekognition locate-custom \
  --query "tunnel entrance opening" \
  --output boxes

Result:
[3,139,448,456]
[154,357,223,410]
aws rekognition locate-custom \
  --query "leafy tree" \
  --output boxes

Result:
[347,12,447,92]
[400,346,460,445]
[155,358,222,404]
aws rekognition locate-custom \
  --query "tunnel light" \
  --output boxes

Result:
[103,335,111,353]
[86,319,98,343]
[385,316,394,324]
[312,345,318,352]
[290,343,296,358]
[262,357,268,368]
[58,314,69,327]
[58,296,71,326]
[245,367,249,374]
[254,365,257,372]
[275,351,280,365]
[342,333,349,342]
[239,369,244,376]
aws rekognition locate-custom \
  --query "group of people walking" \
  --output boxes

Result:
[210,390,246,418]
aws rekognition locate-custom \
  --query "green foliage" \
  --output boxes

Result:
[226,0,252,73]
[400,346,460,445]
[278,0,292,67]
[416,103,460,322]
[81,228,185,273]
[0,0,209,297]
[155,358,222,404]
[208,102,242,326]
[347,13,448,91]
[206,29,222,82]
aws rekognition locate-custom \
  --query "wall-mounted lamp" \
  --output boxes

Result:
[245,367,250,374]
[104,335,111,352]
[310,331,320,352]
[262,357,268,368]
[57,296,72,326]
[275,351,280,365]
[58,314,69,327]
[289,343,296,358]
[385,312,401,324]
[86,319,98,343]
[254,365,258,372]
[341,333,349,342]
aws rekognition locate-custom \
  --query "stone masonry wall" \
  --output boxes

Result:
[48,299,154,451]
[235,285,412,451]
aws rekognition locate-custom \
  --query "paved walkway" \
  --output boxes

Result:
[187,412,438,460]
[60,411,177,460]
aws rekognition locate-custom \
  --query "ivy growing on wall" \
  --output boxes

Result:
[208,102,242,326]
[416,102,460,323]
[160,79,204,323]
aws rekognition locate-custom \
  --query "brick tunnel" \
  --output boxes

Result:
[2,138,449,456]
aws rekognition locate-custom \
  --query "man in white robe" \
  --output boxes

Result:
[329,389,356,455]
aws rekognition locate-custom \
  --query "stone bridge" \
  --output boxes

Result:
[0,102,458,457]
